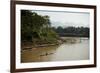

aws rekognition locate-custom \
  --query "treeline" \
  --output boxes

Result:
[52,26,89,37]
[21,10,58,44]
[21,10,89,46]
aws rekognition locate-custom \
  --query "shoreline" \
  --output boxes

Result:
[22,43,60,50]
[21,37,89,50]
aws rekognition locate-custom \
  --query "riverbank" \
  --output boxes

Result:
[21,37,89,50]
[21,40,61,50]
[21,37,89,63]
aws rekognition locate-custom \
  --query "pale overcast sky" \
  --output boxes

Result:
[31,10,90,28]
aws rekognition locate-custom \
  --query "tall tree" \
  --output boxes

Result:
[21,10,58,43]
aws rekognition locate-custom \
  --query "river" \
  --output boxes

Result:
[21,37,89,63]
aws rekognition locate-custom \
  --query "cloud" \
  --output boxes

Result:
[51,21,89,28]
[31,10,90,28]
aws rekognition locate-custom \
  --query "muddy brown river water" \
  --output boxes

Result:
[21,37,89,63]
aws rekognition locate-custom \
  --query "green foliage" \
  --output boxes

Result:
[21,10,58,44]
[52,26,89,37]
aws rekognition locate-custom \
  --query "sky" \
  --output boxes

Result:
[31,10,90,28]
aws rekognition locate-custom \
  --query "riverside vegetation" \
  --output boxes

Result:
[21,10,89,49]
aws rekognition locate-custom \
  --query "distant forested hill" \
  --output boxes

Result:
[52,26,89,37]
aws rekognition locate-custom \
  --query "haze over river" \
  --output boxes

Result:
[21,37,89,63]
